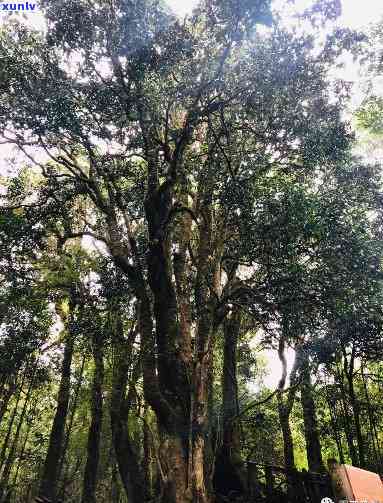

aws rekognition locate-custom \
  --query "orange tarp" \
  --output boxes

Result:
[331,464,383,503]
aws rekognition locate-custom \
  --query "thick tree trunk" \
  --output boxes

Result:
[300,360,325,473]
[214,310,246,497]
[105,118,221,503]
[159,435,189,502]
[38,326,74,501]
[81,332,104,503]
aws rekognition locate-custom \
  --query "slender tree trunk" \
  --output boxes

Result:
[38,326,74,501]
[0,369,35,497]
[111,460,121,503]
[0,369,27,472]
[278,407,295,470]
[343,349,365,467]
[299,360,325,473]
[12,396,37,490]
[361,364,382,470]
[277,337,299,472]
[142,405,153,499]
[0,376,7,405]
[324,385,345,465]
[0,374,19,429]
[187,191,221,503]
[110,316,147,503]
[336,363,358,465]
[81,332,104,503]
[57,354,86,500]
[277,336,302,502]
[340,397,358,466]
[346,376,365,468]
[214,309,246,497]
[205,360,217,496]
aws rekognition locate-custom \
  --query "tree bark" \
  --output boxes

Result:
[57,353,86,497]
[340,396,358,466]
[336,363,358,466]
[12,395,37,490]
[0,368,27,472]
[299,357,325,473]
[214,309,246,497]
[142,405,153,499]
[361,364,382,470]
[278,407,295,471]
[277,337,299,472]
[38,304,75,502]
[324,385,345,465]
[81,330,104,503]
[103,105,223,503]
[347,377,365,468]
[0,368,35,499]
[111,460,121,503]
[347,376,366,468]
[0,375,19,430]
[110,315,147,503]
[277,336,302,502]
[343,348,365,467]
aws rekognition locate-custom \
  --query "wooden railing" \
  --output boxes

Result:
[247,462,335,503]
